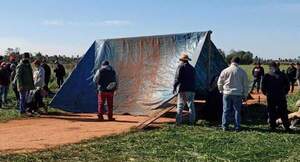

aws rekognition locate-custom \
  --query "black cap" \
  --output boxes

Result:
[23,52,30,59]
[102,60,109,66]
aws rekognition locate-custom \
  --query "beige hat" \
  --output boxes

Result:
[179,53,191,61]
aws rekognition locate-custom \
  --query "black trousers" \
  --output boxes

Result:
[251,78,261,93]
[57,77,64,88]
[267,97,290,129]
[289,80,296,93]
[44,77,50,92]
[12,85,19,104]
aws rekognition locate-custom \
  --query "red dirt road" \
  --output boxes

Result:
[0,114,175,154]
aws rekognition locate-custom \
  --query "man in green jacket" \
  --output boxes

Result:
[14,53,34,114]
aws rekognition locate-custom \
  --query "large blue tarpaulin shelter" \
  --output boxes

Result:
[50,31,227,115]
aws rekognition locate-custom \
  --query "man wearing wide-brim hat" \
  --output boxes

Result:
[173,53,196,125]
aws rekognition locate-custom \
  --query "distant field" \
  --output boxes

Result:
[240,64,289,81]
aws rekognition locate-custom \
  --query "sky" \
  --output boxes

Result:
[0,0,299,59]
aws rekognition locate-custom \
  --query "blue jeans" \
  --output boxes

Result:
[176,92,196,124]
[0,85,9,104]
[19,90,28,113]
[0,85,9,106]
[222,95,243,129]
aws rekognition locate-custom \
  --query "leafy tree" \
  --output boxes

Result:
[226,50,254,65]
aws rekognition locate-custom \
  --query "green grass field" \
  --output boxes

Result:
[0,64,300,161]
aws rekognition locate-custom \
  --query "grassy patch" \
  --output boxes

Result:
[1,124,300,161]
[288,91,300,112]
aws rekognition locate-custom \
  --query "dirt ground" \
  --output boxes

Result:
[0,87,297,154]
[0,113,175,154]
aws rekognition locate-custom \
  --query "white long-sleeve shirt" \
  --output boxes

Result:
[34,66,45,88]
[217,63,249,97]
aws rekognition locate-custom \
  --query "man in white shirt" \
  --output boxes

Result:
[217,57,248,131]
[33,60,45,89]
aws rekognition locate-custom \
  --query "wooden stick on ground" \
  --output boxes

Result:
[136,106,176,129]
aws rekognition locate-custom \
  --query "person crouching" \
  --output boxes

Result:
[93,61,118,121]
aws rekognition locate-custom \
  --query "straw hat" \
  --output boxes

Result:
[179,53,191,61]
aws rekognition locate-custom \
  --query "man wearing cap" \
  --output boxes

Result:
[173,53,196,125]
[287,63,297,93]
[14,53,34,114]
[218,57,248,131]
[262,62,291,131]
[93,61,118,121]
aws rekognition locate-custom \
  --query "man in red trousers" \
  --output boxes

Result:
[93,61,118,121]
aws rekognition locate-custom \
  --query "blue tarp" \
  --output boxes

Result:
[50,31,227,115]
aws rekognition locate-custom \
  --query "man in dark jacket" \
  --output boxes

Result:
[250,62,264,93]
[14,53,35,114]
[93,61,117,121]
[173,53,196,125]
[296,63,300,87]
[262,62,291,131]
[286,63,297,93]
[0,62,11,107]
[54,61,66,88]
[41,59,51,93]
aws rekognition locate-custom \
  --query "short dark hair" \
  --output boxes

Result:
[231,57,240,64]
[297,62,300,66]
[102,60,109,66]
[0,56,3,61]
[269,62,278,68]
[23,52,30,59]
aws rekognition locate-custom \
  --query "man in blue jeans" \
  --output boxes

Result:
[217,57,248,131]
[173,53,196,125]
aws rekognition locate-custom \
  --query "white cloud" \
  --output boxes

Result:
[42,20,65,26]
[98,20,132,26]
[42,19,132,27]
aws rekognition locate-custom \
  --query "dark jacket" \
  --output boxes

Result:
[262,70,290,99]
[0,68,11,86]
[15,59,35,91]
[93,65,117,92]
[173,62,196,93]
[42,63,51,82]
[296,68,300,80]
[252,66,264,79]
[54,64,66,78]
[286,66,297,81]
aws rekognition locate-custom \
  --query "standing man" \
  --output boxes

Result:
[286,63,297,93]
[33,60,45,89]
[296,62,300,87]
[93,61,117,121]
[54,60,66,88]
[218,57,248,131]
[262,62,291,131]
[41,59,51,93]
[250,62,264,93]
[0,62,10,107]
[173,53,196,125]
[14,53,34,114]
